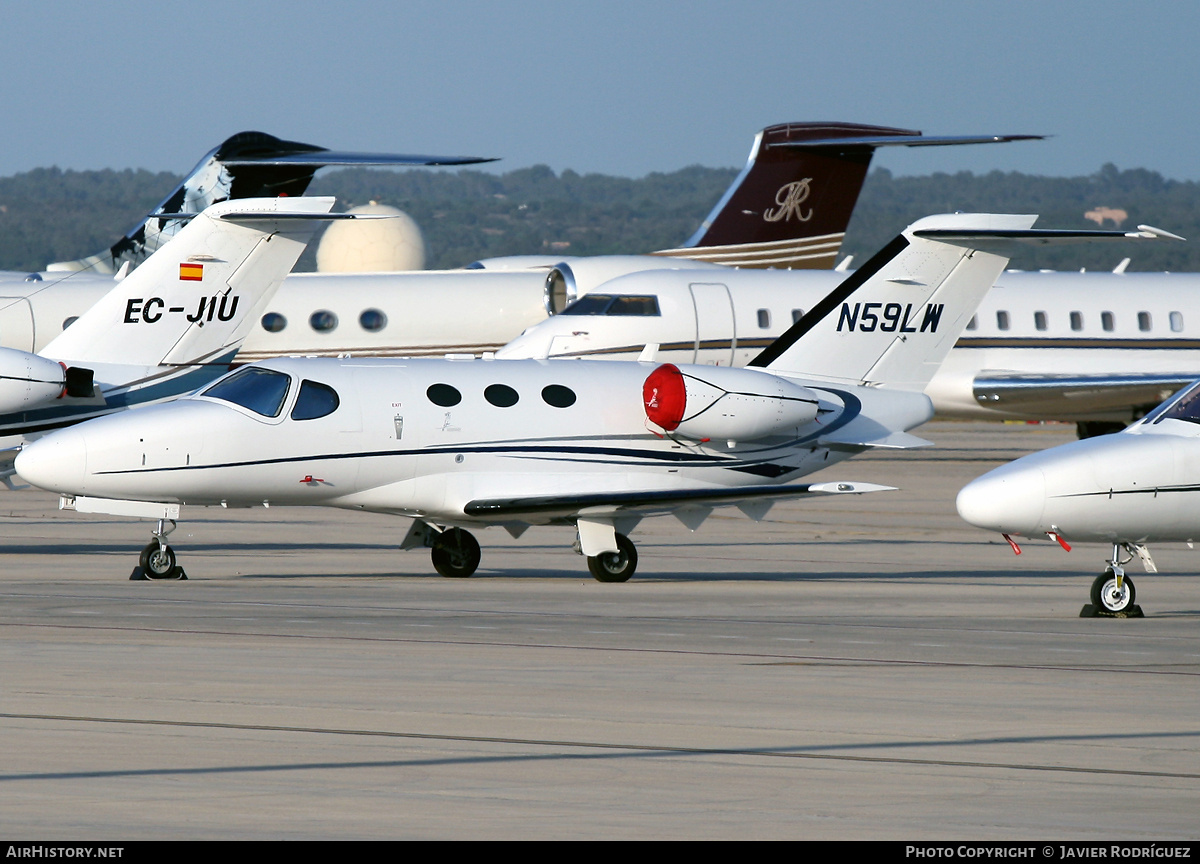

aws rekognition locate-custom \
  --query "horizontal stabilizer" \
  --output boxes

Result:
[771,133,1044,149]
[146,210,394,223]
[824,431,935,450]
[914,224,1184,251]
[223,151,497,166]
[217,211,394,223]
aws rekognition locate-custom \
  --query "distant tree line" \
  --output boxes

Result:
[0,161,1196,274]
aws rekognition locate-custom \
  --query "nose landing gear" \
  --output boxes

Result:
[131,519,187,581]
[1081,543,1143,617]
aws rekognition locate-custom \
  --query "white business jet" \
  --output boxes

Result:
[18,213,1089,583]
[957,379,1200,614]
[498,238,1189,438]
[0,196,348,481]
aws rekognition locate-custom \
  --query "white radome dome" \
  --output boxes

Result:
[316,202,426,272]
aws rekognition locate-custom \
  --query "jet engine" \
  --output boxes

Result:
[642,363,820,442]
[0,347,93,413]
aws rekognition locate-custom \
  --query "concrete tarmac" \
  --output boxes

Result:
[1,421,1198,840]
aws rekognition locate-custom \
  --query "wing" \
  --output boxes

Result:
[463,480,895,522]
[972,372,1195,414]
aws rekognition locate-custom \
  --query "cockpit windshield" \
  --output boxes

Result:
[201,367,291,417]
[1144,379,1200,426]
[559,294,660,316]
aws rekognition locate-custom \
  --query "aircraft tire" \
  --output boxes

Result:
[431,529,481,578]
[587,533,638,583]
[1090,569,1136,612]
[138,542,178,579]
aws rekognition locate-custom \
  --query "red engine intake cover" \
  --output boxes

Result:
[643,363,686,431]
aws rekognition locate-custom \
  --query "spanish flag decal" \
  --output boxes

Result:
[179,262,204,281]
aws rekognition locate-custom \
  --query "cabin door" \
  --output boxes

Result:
[688,283,735,365]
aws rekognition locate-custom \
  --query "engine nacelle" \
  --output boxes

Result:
[543,257,729,314]
[642,364,820,442]
[0,348,68,413]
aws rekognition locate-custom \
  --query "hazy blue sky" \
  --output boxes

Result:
[4,2,1197,180]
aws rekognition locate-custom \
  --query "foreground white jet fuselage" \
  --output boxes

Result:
[18,212,1042,581]
[19,356,922,515]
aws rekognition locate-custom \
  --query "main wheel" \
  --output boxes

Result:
[431,528,481,578]
[1091,569,1137,612]
[138,541,178,579]
[587,533,638,583]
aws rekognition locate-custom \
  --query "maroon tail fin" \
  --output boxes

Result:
[653,122,1039,270]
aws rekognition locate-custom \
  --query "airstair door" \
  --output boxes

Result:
[0,297,36,352]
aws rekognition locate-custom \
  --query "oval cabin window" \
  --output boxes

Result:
[309,310,338,332]
[360,308,387,331]
[541,385,576,408]
[426,383,462,407]
[261,312,287,333]
[484,384,519,408]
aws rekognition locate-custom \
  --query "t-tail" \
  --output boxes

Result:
[47,131,497,274]
[651,123,1042,270]
[0,197,351,441]
[42,196,338,374]
[749,214,1182,390]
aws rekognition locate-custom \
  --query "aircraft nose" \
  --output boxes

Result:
[956,463,1046,534]
[15,428,87,494]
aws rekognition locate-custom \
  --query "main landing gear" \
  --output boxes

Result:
[131,519,187,581]
[1082,543,1144,617]
[403,521,641,582]
[430,528,482,578]
[586,533,638,583]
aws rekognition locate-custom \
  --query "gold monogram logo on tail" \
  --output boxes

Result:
[763,179,814,223]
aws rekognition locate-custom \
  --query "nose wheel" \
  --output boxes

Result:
[131,519,187,581]
[1081,543,1143,617]
[1090,568,1136,613]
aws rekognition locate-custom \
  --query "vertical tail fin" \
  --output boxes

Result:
[652,123,1041,270]
[41,196,336,369]
[46,132,497,274]
[749,213,1037,390]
